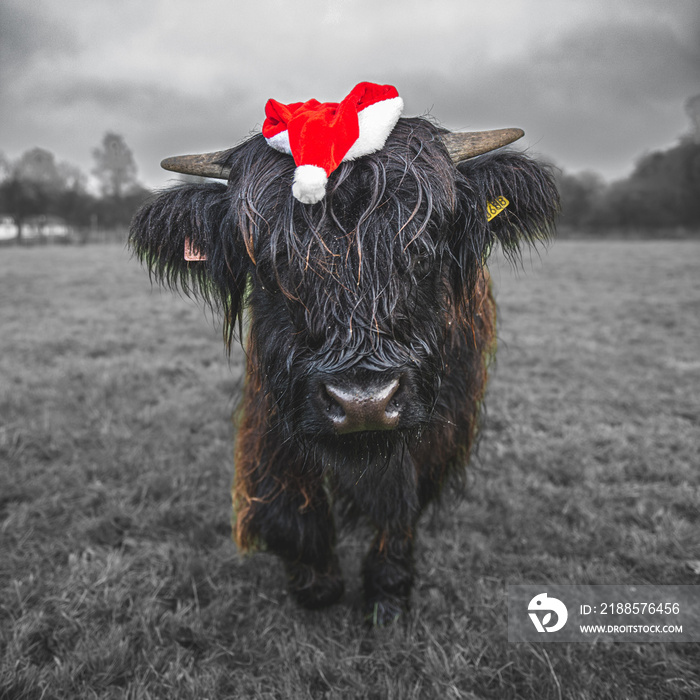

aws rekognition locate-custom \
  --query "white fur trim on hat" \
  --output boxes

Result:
[292,165,328,204]
[344,96,404,161]
[266,130,292,156]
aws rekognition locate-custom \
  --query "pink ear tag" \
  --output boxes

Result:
[184,238,207,261]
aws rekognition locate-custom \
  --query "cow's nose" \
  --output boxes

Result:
[323,378,401,434]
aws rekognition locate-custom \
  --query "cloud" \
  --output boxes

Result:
[402,5,700,175]
[497,15,700,174]
[0,3,79,75]
[1,0,698,184]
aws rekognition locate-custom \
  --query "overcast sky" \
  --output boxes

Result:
[2,0,699,189]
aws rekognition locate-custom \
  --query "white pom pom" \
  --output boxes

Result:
[292,165,328,204]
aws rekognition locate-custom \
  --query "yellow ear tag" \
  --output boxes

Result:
[486,196,509,221]
[184,238,207,261]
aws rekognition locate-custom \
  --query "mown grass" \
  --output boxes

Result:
[1,240,698,699]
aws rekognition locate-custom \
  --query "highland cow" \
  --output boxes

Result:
[129,84,558,624]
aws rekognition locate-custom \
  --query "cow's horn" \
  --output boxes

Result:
[440,128,524,163]
[161,150,232,180]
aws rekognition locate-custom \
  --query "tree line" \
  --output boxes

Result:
[557,137,700,236]
[0,132,151,243]
[2,120,699,243]
[557,95,700,236]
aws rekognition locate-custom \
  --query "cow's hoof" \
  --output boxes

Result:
[285,559,345,610]
[364,598,405,627]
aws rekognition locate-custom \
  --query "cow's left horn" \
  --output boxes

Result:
[440,128,524,163]
[161,150,232,180]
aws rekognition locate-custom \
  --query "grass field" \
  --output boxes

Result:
[1,240,698,699]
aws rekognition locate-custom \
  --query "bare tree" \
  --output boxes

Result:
[0,148,65,241]
[91,132,139,198]
[686,94,700,145]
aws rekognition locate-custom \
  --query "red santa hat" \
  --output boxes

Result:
[262,82,404,204]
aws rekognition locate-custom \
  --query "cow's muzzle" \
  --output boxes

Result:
[321,376,403,434]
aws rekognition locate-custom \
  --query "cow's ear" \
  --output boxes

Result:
[129,182,250,345]
[450,151,559,299]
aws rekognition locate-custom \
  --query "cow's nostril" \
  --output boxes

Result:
[323,378,401,434]
[322,385,346,420]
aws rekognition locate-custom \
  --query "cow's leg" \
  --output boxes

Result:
[233,352,345,609]
[236,467,345,608]
[352,452,420,625]
[234,426,344,608]
[362,529,415,625]
[265,481,344,610]
[236,457,346,608]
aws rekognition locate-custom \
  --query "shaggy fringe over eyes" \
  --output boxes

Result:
[222,117,459,299]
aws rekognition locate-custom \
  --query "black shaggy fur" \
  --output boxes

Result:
[130,117,558,624]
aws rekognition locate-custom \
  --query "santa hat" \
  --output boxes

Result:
[262,82,404,204]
